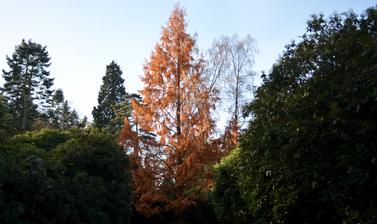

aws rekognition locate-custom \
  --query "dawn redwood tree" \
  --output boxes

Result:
[120,6,219,216]
[92,61,127,132]
[2,39,54,131]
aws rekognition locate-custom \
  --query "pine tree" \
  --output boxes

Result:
[120,6,219,216]
[2,39,54,131]
[92,61,127,132]
[48,89,84,129]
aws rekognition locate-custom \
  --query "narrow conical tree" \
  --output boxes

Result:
[2,39,54,131]
[120,6,219,216]
[92,61,127,131]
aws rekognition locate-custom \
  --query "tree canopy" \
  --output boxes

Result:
[0,129,132,224]
[212,6,377,224]
[2,39,54,131]
[92,61,128,133]
[120,5,220,217]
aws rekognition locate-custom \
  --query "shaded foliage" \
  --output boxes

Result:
[211,148,253,224]
[2,39,54,131]
[0,95,14,142]
[92,61,129,133]
[212,6,377,224]
[0,129,132,224]
[48,89,87,129]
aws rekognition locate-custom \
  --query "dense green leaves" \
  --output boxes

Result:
[211,148,253,224]
[0,129,132,224]
[0,95,14,142]
[212,6,377,224]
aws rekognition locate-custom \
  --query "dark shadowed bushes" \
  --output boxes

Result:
[0,129,132,224]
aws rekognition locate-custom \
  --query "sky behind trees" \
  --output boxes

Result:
[0,0,375,119]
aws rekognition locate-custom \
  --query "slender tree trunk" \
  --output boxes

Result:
[176,43,182,167]
[21,89,27,130]
[234,71,240,130]
[21,65,31,131]
[176,55,181,136]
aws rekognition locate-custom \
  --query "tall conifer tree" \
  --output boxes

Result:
[92,61,127,132]
[48,89,84,129]
[2,39,54,131]
[120,6,219,216]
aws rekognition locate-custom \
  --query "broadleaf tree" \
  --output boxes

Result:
[206,35,257,151]
[212,7,377,223]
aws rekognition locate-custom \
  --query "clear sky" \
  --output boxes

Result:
[0,0,375,119]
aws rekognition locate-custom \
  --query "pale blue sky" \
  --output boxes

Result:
[0,0,375,119]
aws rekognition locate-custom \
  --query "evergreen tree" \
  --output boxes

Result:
[0,95,14,142]
[2,39,54,131]
[48,89,85,129]
[92,61,127,132]
[48,88,64,127]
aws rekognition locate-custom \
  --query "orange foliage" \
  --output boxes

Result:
[119,6,220,216]
[221,118,238,155]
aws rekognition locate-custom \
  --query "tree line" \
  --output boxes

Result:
[0,4,376,224]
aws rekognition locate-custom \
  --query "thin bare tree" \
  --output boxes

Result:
[206,34,257,148]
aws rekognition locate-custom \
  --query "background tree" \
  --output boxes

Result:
[2,39,54,131]
[48,89,86,129]
[0,95,14,142]
[212,7,377,223]
[92,61,128,132]
[120,5,219,217]
[206,35,257,150]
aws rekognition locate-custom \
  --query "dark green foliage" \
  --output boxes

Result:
[0,95,14,142]
[130,202,219,224]
[212,7,377,223]
[92,61,129,133]
[110,100,132,132]
[12,129,72,151]
[2,39,54,131]
[48,89,86,129]
[211,148,253,224]
[0,129,132,224]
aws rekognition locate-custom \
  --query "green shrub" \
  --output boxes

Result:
[0,129,132,224]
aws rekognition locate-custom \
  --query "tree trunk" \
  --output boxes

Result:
[21,65,31,131]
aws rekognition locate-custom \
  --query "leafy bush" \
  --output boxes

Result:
[211,148,253,224]
[0,129,132,224]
